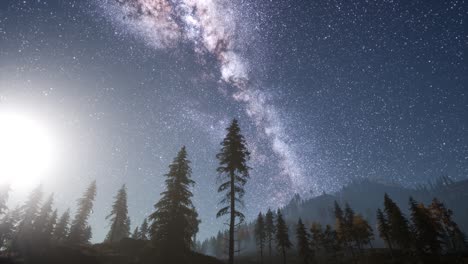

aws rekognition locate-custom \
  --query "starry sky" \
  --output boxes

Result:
[0,0,467,242]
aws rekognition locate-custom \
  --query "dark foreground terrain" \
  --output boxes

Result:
[0,238,223,264]
[1,243,467,264]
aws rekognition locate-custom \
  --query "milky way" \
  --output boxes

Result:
[98,0,312,196]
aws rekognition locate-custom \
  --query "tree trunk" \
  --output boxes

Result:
[229,172,235,264]
[269,239,272,264]
[282,246,286,264]
[260,246,263,264]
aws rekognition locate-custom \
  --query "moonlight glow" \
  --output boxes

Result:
[0,111,56,189]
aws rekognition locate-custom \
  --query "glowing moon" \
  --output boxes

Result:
[0,111,56,190]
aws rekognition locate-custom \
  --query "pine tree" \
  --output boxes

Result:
[0,185,9,249]
[45,209,57,242]
[296,218,312,264]
[68,181,97,244]
[376,208,393,251]
[383,193,412,249]
[105,185,130,243]
[429,198,467,252]
[33,194,54,238]
[343,203,356,252]
[131,226,140,239]
[334,201,344,238]
[13,185,43,254]
[275,210,291,264]
[18,185,43,237]
[53,209,70,242]
[409,197,442,255]
[215,119,250,264]
[310,222,323,253]
[0,206,20,250]
[265,209,275,261]
[334,201,352,253]
[0,184,10,216]
[323,224,339,253]
[140,218,149,240]
[83,225,92,244]
[255,212,266,263]
[149,147,199,256]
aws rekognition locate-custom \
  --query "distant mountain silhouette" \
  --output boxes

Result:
[280,177,468,242]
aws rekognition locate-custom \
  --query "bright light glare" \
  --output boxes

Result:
[0,111,56,190]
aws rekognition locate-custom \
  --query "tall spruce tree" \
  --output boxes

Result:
[310,222,323,253]
[0,186,9,249]
[45,209,57,242]
[105,185,130,243]
[131,226,140,239]
[149,147,199,256]
[265,209,276,261]
[83,225,92,244]
[429,198,467,252]
[296,218,312,264]
[322,224,339,256]
[33,194,54,237]
[275,210,291,264]
[255,212,266,263]
[0,184,10,216]
[18,185,43,237]
[383,193,412,249]
[68,181,97,244]
[140,218,149,240]
[0,206,20,250]
[14,185,43,254]
[215,119,250,264]
[53,209,70,242]
[409,197,442,255]
[376,208,393,251]
[343,203,356,253]
[334,201,352,253]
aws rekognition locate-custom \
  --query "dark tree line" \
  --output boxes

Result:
[377,194,467,259]
[244,193,467,264]
[0,181,97,258]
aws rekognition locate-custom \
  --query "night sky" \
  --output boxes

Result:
[0,0,467,242]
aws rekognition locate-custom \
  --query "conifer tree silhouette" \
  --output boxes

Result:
[131,226,140,239]
[409,197,442,255]
[383,193,412,250]
[376,208,393,251]
[255,212,266,263]
[53,209,70,242]
[149,147,199,257]
[429,198,467,252]
[296,218,312,264]
[275,210,291,264]
[18,185,43,238]
[215,119,250,264]
[33,194,54,239]
[0,184,10,216]
[105,185,130,243]
[265,208,276,261]
[140,218,149,240]
[44,209,57,242]
[68,181,97,244]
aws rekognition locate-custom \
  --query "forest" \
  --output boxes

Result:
[0,119,467,264]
